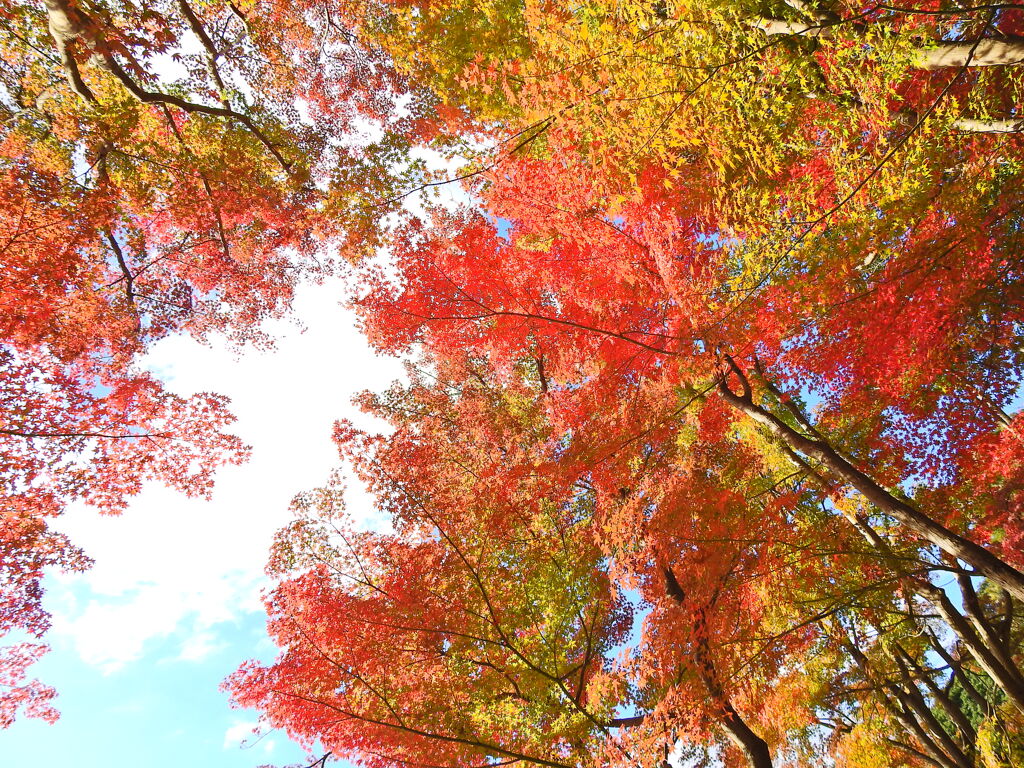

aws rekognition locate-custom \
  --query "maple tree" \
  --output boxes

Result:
[236,348,1024,767]
[340,133,1024,751]
[230,358,822,766]
[228,360,636,768]
[310,1,1024,758]
[0,0,445,725]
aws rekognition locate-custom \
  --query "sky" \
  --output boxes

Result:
[0,278,405,768]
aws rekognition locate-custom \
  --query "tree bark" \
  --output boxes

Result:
[916,580,1024,716]
[893,644,976,748]
[750,18,833,37]
[919,38,1024,69]
[717,361,1024,605]
[845,638,963,768]
[955,572,1024,693]
[44,0,96,102]
[715,698,775,768]
[890,654,973,768]
[664,567,774,768]
[927,633,990,714]
[951,117,1024,133]
[751,15,1024,69]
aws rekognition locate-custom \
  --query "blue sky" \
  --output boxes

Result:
[0,279,402,768]
[1,604,310,768]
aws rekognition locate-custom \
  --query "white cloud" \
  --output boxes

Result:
[177,629,228,663]
[223,720,259,749]
[47,278,405,670]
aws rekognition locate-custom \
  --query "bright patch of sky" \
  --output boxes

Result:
[0,279,404,767]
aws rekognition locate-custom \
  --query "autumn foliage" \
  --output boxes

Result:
[0,0,428,725]
[229,1,1024,766]
[4,0,1024,766]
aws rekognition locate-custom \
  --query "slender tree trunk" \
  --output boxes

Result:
[928,634,991,714]
[951,117,1024,133]
[916,580,1024,716]
[919,38,1024,69]
[750,18,833,37]
[752,17,1024,69]
[956,572,1024,687]
[890,655,974,768]
[844,637,965,768]
[664,567,774,768]
[894,644,977,749]
[717,363,1024,604]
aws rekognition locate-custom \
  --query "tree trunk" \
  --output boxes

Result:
[751,17,1024,69]
[664,567,774,768]
[916,580,1024,716]
[717,370,1024,605]
[951,117,1024,133]
[894,644,977,749]
[845,639,963,768]
[919,38,1024,69]
[716,697,776,768]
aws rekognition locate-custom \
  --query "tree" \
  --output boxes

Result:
[4,0,1020,760]
[0,643,58,729]
[334,6,1024,751]
[234,349,1024,767]
[229,359,636,768]
[355,166,1023,581]
[0,0,443,724]
[347,0,1024,235]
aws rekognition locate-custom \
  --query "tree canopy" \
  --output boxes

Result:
[3,0,1024,766]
